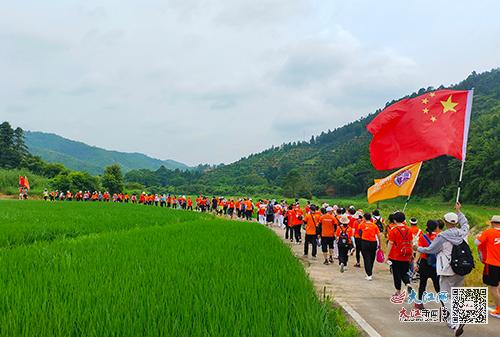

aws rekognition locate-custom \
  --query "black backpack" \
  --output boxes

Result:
[450,240,475,276]
[338,227,350,249]
[266,204,274,216]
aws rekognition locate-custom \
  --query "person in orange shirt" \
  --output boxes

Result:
[227,199,235,218]
[285,205,294,241]
[244,199,254,221]
[303,205,320,258]
[336,215,355,272]
[475,215,500,318]
[258,202,266,224]
[359,212,382,280]
[385,213,397,239]
[385,211,414,295]
[352,211,363,268]
[187,197,193,211]
[409,218,422,248]
[414,220,440,309]
[235,199,242,218]
[319,207,337,265]
[292,204,304,244]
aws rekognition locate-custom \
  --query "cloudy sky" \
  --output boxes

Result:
[1,1,499,166]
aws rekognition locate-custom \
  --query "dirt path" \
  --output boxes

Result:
[268,224,499,337]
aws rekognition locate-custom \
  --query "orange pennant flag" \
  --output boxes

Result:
[24,176,30,190]
[367,162,422,204]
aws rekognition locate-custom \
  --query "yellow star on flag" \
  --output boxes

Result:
[421,98,429,104]
[430,116,437,122]
[441,95,458,113]
[429,92,436,97]
[423,108,429,114]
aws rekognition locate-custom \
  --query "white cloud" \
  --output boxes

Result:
[0,0,498,166]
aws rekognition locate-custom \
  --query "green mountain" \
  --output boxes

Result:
[127,68,498,205]
[24,131,190,175]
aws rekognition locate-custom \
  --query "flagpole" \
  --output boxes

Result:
[403,196,410,212]
[455,88,474,203]
[456,160,465,203]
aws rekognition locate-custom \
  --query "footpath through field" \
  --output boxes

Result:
[268,225,500,337]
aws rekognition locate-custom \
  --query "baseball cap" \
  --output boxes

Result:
[444,212,458,224]
[326,206,333,212]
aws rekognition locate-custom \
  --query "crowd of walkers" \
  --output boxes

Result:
[39,189,499,334]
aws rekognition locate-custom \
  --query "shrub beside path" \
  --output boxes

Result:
[269,225,500,337]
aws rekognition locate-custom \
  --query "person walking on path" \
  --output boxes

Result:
[385,211,414,296]
[475,215,500,319]
[336,214,355,273]
[414,220,440,309]
[266,200,275,226]
[291,204,304,244]
[303,205,320,258]
[319,207,337,265]
[353,211,363,268]
[417,202,470,336]
[360,212,382,281]
[244,198,254,221]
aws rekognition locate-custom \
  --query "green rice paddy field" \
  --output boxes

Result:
[0,200,358,337]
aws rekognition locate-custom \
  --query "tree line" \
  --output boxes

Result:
[0,122,125,194]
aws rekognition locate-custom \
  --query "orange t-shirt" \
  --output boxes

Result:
[409,226,421,237]
[245,200,253,211]
[319,214,337,237]
[187,199,193,206]
[360,221,380,242]
[336,225,355,244]
[478,228,500,267]
[303,213,320,235]
[418,232,437,260]
[352,219,362,239]
[388,225,414,261]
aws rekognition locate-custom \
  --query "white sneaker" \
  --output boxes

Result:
[365,275,373,281]
[340,263,345,273]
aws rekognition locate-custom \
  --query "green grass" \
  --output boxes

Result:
[0,200,207,248]
[0,200,358,337]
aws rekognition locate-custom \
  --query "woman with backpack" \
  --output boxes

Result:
[414,220,440,309]
[384,211,414,296]
[336,215,355,273]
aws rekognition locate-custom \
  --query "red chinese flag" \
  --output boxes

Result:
[367,89,473,170]
[19,175,25,187]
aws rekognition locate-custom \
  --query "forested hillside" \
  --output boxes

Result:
[25,131,189,174]
[124,68,499,205]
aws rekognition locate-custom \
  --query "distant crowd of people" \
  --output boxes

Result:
[39,189,499,334]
